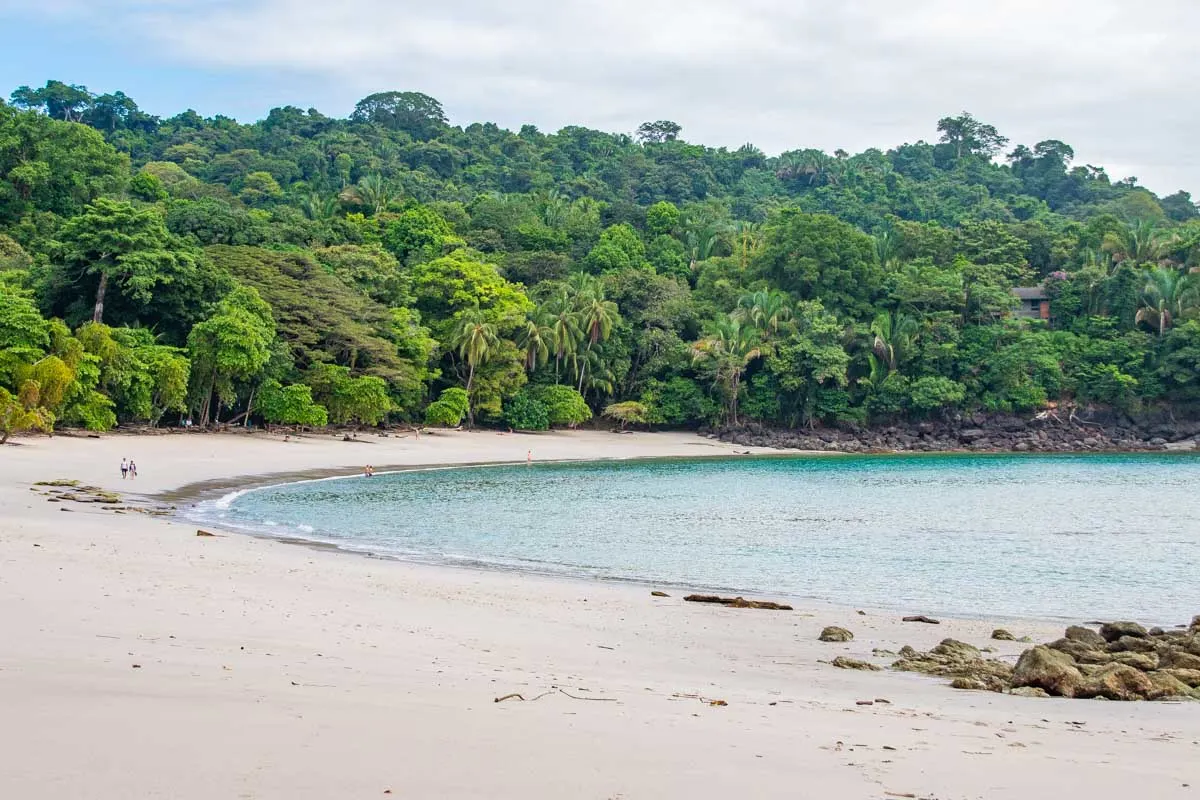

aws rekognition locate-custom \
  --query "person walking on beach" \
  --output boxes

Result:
[129,460,137,480]
[527,449,532,465]
[120,459,128,480]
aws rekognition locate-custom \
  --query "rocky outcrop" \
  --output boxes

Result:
[819,626,854,643]
[991,629,1016,641]
[889,619,1200,701]
[892,639,1014,692]
[1011,646,1086,697]
[1099,621,1148,641]
[704,410,1200,455]
[832,656,881,671]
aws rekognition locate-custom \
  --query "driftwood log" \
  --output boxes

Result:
[684,594,793,611]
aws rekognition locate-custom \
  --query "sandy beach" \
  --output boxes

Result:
[1,429,1197,799]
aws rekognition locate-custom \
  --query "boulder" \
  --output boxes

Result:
[832,656,881,671]
[1099,621,1148,642]
[1159,649,1200,671]
[892,640,1013,692]
[1162,668,1200,688]
[931,639,981,661]
[1108,635,1157,654]
[958,428,987,442]
[1191,615,1200,632]
[1009,686,1051,698]
[991,629,1016,641]
[1145,671,1196,700]
[1077,663,1155,701]
[1110,651,1158,671]
[1048,637,1110,664]
[1011,646,1085,698]
[951,677,988,691]
[819,626,854,643]
[1064,625,1106,647]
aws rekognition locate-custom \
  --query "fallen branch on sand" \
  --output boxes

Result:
[495,688,617,703]
[684,594,793,611]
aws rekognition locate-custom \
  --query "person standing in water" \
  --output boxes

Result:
[120,459,128,480]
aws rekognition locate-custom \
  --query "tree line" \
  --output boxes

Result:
[2,79,1199,441]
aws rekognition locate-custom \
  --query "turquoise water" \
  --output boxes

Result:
[201,454,1200,623]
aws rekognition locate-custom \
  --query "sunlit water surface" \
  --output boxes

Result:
[194,453,1200,622]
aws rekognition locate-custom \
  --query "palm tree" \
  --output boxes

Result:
[733,221,762,269]
[575,290,620,393]
[869,310,920,380]
[301,193,339,221]
[542,291,583,383]
[735,289,792,337]
[683,223,726,272]
[448,309,499,425]
[350,172,398,215]
[691,316,762,425]
[532,188,568,228]
[1102,219,1176,265]
[1135,267,1198,337]
[874,230,900,270]
[518,312,554,372]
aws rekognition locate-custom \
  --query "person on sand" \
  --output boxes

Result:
[527,449,532,465]
[120,459,128,480]
[129,461,138,479]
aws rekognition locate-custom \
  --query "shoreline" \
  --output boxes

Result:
[177,446,1196,627]
[2,430,1198,799]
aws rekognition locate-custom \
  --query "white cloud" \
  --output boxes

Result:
[6,0,1200,194]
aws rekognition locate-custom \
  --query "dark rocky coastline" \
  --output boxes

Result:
[703,409,1200,454]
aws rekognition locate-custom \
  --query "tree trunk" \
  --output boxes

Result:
[465,363,476,427]
[244,386,256,427]
[93,271,109,324]
[577,345,591,393]
[730,372,740,425]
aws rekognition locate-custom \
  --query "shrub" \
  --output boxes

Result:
[529,384,591,427]
[603,400,649,430]
[256,380,328,426]
[504,391,550,431]
[424,387,470,427]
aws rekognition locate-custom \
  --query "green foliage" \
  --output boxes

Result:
[528,384,592,427]
[306,363,391,425]
[641,377,719,427]
[424,387,469,427]
[603,400,649,429]
[1,82,1199,434]
[504,390,550,431]
[0,382,54,443]
[256,379,328,426]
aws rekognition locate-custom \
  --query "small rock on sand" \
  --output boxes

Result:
[832,656,881,672]
[819,626,854,643]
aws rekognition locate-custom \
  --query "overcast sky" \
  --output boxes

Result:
[2,0,1198,196]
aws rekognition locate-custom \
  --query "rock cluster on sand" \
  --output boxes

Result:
[891,617,1200,701]
[892,639,1015,692]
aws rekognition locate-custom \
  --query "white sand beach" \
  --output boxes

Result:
[1,429,1197,799]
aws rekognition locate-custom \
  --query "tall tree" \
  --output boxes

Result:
[57,198,187,324]
[691,315,762,425]
[449,308,499,425]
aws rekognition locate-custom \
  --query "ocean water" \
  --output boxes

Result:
[197,453,1200,623]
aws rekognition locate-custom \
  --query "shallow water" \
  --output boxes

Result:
[198,453,1200,623]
